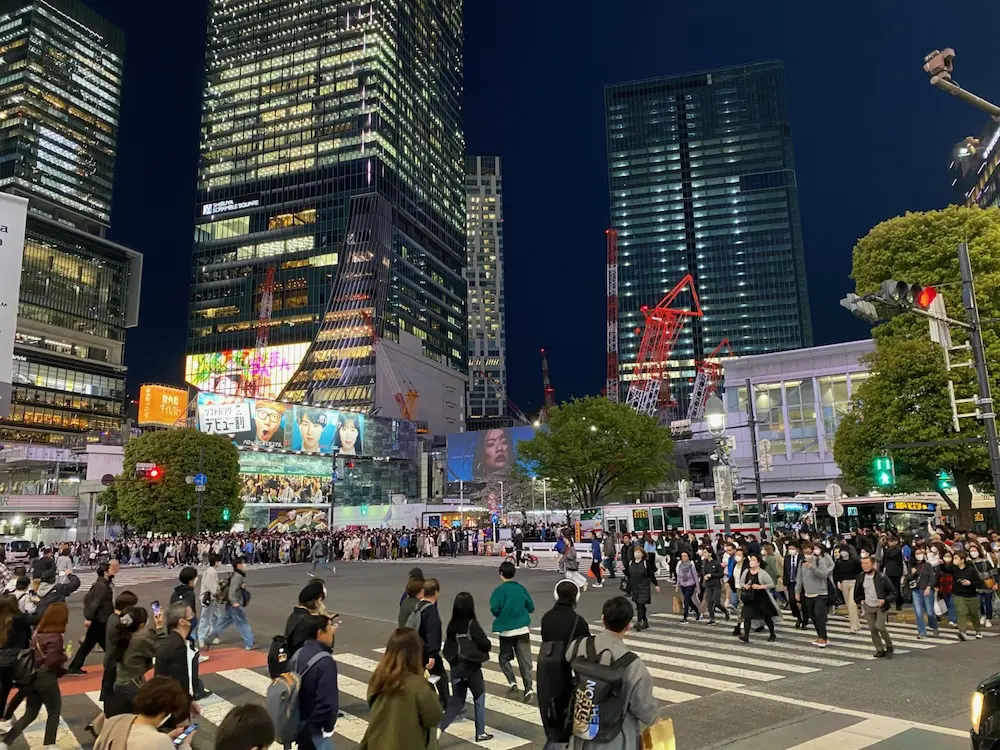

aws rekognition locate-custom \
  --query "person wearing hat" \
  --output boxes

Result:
[285,579,329,661]
[538,580,590,749]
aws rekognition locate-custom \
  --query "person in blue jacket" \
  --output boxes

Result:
[589,534,605,588]
[293,614,340,750]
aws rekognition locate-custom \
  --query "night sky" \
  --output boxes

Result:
[83,1,997,417]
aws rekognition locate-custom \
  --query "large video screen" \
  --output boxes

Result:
[185,342,310,401]
[446,426,536,481]
[196,392,364,455]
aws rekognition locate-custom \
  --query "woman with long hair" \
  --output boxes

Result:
[361,628,443,749]
[105,605,161,717]
[93,676,194,749]
[438,592,492,741]
[1,601,68,748]
[0,595,25,732]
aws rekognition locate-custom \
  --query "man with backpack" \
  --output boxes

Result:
[489,560,535,701]
[309,538,334,578]
[565,596,657,750]
[268,613,339,750]
[538,580,590,749]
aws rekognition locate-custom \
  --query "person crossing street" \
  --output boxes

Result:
[67,560,118,675]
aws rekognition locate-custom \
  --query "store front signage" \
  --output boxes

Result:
[201,197,260,216]
[885,501,936,513]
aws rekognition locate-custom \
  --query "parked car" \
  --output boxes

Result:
[4,539,31,564]
[972,672,1000,748]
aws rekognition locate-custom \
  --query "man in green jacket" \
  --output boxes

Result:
[489,560,535,701]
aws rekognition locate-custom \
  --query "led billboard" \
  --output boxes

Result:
[446,426,536,481]
[268,507,329,532]
[184,342,310,401]
[137,384,188,427]
[196,392,365,455]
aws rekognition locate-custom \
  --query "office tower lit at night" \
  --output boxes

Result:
[187,0,467,436]
[605,61,812,413]
[465,156,511,430]
[0,0,141,445]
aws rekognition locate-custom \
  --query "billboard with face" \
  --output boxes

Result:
[446,426,536,481]
[196,393,365,455]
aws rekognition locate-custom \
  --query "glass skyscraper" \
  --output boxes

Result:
[0,0,141,446]
[465,156,510,430]
[605,61,812,413]
[187,0,467,435]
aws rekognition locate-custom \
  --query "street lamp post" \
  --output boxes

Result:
[705,395,732,535]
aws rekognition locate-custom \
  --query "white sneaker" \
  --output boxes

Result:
[981,615,987,626]
[198,655,209,663]
[0,720,11,732]
[987,619,993,628]
[592,583,603,588]
[212,638,221,645]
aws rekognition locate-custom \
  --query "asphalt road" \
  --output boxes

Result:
[38,558,990,748]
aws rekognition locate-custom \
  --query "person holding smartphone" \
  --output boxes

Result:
[93,676,196,749]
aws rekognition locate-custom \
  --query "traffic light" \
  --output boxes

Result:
[937,469,954,491]
[148,466,161,480]
[840,293,879,323]
[222,507,230,522]
[186,509,192,521]
[915,285,938,310]
[360,504,368,517]
[875,280,935,313]
[135,463,162,481]
[873,455,896,488]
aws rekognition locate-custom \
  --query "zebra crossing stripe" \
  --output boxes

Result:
[782,716,926,749]
[515,632,818,675]
[336,653,544,726]
[219,668,367,744]
[10,697,83,749]
[485,637,781,683]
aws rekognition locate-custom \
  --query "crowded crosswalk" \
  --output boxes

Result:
[10,607,971,750]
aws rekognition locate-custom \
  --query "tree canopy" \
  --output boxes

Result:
[833,206,1000,525]
[515,396,676,509]
[100,428,242,534]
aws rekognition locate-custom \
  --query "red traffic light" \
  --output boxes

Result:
[916,286,937,310]
[148,466,161,479]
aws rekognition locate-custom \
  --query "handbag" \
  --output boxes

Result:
[740,587,755,604]
[933,597,948,617]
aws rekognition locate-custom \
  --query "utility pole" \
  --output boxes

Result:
[195,445,205,535]
[744,378,766,535]
[958,242,1000,530]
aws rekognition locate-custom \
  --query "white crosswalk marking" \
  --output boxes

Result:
[783,717,922,749]
[10,696,83,749]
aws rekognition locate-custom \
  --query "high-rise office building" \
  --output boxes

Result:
[187,0,467,436]
[465,156,511,430]
[0,0,141,446]
[951,122,1000,208]
[605,61,812,413]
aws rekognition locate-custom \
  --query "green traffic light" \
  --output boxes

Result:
[222,508,230,522]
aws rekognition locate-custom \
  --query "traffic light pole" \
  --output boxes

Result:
[744,378,767,536]
[195,446,205,536]
[957,242,1000,530]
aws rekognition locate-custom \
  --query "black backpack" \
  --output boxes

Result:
[267,634,288,678]
[569,637,638,743]
[537,640,574,741]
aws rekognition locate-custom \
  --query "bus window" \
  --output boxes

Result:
[713,507,739,527]
[741,503,759,524]
[651,507,665,532]
[632,509,651,532]
[689,513,709,531]
[665,507,683,530]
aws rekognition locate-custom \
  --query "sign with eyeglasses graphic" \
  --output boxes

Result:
[196,392,364,455]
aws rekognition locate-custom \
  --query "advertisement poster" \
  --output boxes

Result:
[197,393,364,454]
[0,195,28,418]
[138,384,188,427]
[239,450,333,505]
[446,426,536,481]
[268,507,329,533]
[185,342,309,401]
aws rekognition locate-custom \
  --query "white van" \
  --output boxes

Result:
[5,539,31,564]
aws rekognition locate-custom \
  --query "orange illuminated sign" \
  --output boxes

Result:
[138,385,188,427]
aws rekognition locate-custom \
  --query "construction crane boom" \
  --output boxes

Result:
[540,348,555,422]
[686,338,734,421]
[246,265,277,397]
[605,229,619,402]
[625,274,703,419]
[475,369,531,425]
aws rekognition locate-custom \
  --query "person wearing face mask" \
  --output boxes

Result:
[969,543,999,629]
[699,548,728,625]
[944,549,983,640]
[729,548,749,637]
[907,546,939,638]
[795,541,834,648]
[934,550,958,627]
[675,551,700,623]
[737,554,778,642]
[626,546,659,631]
[833,544,862,633]
[782,542,806,629]
[879,535,904,612]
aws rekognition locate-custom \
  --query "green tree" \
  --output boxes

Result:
[834,206,1000,525]
[515,396,675,509]
[101,429,242,533]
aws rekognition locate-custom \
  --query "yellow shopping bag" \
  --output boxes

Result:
[642,716,676,750]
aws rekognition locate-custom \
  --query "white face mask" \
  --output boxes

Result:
[840,551,849,560]
[971,550,980,558]
[734,555,743,562]
[915,554,925,562]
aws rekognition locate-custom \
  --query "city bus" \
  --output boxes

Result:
[600,493,946,539]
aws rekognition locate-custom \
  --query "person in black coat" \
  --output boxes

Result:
[538,580,590,746]
[880,536,905,611]
[68,561,117,674]
[155,603,196,699]
[782,541,806,628]
[626,547,659,630]
[417,578,449,709]
[438,592,492,742]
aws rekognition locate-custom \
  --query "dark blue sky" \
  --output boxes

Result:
[85,1,996,416]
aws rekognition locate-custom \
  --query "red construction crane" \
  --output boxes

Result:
[606,229,620,403]
[686,338,734,421]
[625,274,703,418]
[246,265,277,397]
[540,348,555,422]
